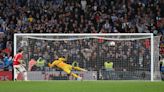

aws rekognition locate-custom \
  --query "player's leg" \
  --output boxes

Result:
[20,65,28,81]
[23,71,28,81]
[70,72,82,80]
[13,65,20,80]
[63,67,81,79]
[13,66,18,80]
[73,66,87,71]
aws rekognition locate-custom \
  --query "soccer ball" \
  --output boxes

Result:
[109,41,115,46]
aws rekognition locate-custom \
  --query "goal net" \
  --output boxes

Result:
[14,33,161,81]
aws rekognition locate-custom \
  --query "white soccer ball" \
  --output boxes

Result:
[109,41,115,46]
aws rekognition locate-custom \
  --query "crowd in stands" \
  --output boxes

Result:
[0,0,164,71]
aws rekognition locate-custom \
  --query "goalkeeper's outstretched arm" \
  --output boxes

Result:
[48,62,55,68]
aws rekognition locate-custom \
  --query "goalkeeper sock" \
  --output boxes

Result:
[77,77,82,81]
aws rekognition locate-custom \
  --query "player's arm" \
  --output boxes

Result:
[48,62,53,68]
[14,53,24,64]
[48,60,59,68]
[18,55,25,65]
[19,60,27,67]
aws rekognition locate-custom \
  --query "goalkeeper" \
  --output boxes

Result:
[48,56,87,80]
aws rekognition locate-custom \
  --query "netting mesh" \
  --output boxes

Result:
[15,34,161,80]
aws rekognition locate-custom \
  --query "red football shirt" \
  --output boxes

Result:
[13,53,23,65]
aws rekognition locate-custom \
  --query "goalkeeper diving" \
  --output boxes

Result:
[48,56,87,80]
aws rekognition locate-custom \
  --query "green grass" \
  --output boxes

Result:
[0,80,164,92]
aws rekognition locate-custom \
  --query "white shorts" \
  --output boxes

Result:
[14,64,27,73]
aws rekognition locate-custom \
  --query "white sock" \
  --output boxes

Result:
[14,73,18,80]
[23,72,28,81]
[14,68,18,80]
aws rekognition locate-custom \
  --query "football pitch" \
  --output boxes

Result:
[0,80,164,92]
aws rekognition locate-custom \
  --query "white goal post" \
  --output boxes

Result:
[14,33,161,81]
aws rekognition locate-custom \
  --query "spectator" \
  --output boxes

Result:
[28,58,37,71]
[0,0,163,72]
[3,53,12,70]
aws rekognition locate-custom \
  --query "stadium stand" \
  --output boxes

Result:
[0,0,163,79]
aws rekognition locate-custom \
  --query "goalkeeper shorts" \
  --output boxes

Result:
[62,65,72,74]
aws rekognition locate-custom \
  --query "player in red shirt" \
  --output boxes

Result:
[13,49,27,81]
